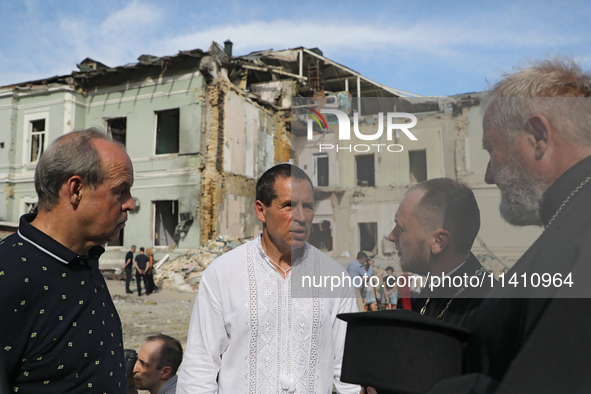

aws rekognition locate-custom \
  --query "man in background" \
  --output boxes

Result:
[124,245,136,294]
[133,334,183,394]
[347,251,372,309]
[388,178,492,327]
[381,266,398,309]
[134,247,151,296]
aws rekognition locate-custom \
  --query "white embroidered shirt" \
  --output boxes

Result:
[177,236,359,394]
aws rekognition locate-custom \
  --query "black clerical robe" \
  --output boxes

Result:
[412,253,493,328]
[430,155,591,393]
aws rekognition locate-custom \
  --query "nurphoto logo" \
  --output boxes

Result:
[305,108,417,142]
[293,97,420,154]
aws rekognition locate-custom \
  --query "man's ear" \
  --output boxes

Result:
[525,114,552,160]
[254,200,267,224]
[160,365,172,380]
[430,229,450,255]
[64,175,84,207]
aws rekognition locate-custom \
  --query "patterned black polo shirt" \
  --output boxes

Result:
[0,214,127,393]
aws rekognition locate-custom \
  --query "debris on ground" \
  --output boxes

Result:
[153,236,246,292]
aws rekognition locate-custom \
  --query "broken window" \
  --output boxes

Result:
[309,220,333,252]
[29,119,46,162]
[409,149,427,183]
[106,228,124,247]
[314,154,329,187]
[155,108,180,154]
[356,154,375,187]
[154,200,179,246]
[24,202,38,214]
[107,117,127,147]
[359,222,378,255]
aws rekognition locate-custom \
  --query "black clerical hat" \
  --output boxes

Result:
[338,309,469,394]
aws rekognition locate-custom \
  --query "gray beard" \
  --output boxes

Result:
[495,154,547,227]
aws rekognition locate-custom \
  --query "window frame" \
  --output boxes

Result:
[22,109,50,165]
[154,108,180,155]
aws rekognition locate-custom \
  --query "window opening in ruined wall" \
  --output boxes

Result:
[314,154,329,187]
[409,149,427,183]
[107,117,127,147]
[356,154,375,187]
[309,220,333,252]
[154,200,179,246]
[155,109,180,154]
[359,222,378,256]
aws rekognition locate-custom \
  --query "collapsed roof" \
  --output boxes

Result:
[1,41,439,112]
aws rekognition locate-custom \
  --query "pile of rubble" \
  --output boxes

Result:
[153,236,245,293]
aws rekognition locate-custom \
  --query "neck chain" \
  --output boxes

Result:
[420,285,467,320]
[545,173,591,229]
[268,256,291,277]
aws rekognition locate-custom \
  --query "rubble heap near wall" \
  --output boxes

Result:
[153,235,245,292]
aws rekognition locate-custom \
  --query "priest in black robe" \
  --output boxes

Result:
[388,177,494,329]
[430,57,591,393]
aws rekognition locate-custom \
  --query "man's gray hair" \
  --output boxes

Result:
[34,128,119,211]
[481,56,591,145]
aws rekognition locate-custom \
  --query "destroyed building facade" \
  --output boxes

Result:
[0,42,539,268]
[293,92,541,269]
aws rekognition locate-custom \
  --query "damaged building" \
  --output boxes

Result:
[0,42,286,263]
[0,41,538,268]
[293,92,541,269]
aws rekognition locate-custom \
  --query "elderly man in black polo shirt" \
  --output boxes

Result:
[0,129,136,393]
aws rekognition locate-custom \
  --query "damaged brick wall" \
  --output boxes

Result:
[200,80,228,244]
[200,77,293,243]
[273,112,292,164]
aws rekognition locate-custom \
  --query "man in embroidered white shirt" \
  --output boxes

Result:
[177,164,359,394]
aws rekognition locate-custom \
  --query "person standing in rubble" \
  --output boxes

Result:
[146,248,158,293]
[134,247,152,296]
[124,245,136,294]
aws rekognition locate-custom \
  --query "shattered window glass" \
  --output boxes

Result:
[30,119,46,162]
